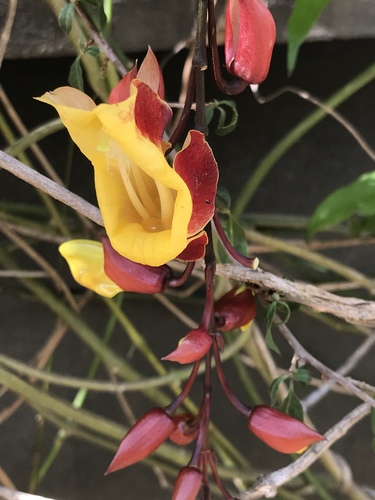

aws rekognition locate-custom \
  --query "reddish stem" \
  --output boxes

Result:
[166,69,196,152]
[165,360,201,414]
[213,338,251,416]
[208,452,234,500]
[213,211,258,268]
[207,0,248,95]
[166,261,195,288]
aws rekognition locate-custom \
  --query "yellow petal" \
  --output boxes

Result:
[59,240,122,298]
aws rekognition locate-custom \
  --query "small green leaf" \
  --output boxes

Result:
[69,56,84,91]
[307,171,375,239]
[264,302,280,355]
[215,100,238,136]
[85,46,100,57]
[372,438,375,454]
[265,327,280,355]
[279,383,304,421]
[205,104,215,126]
[287,0,332,75]
[269,375,289,407]
[81,0,102,6]
[275,300,291,326]
[215,186,231,213]
[292,368,312,387]
[81,1,107,31]
[58,3,75,35]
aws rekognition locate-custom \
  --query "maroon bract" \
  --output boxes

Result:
[225,0,276,84]
[102,236,172,294]
[248,405,325,453]
[162,329,213,364]
[214,286,256,332]
[172,466,203,500]
[106,408,176,473]
[109,47,165,103]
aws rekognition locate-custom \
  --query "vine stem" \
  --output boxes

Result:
[233,60,375,217]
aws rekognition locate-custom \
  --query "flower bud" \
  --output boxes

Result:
[106,408,176,473]
[225,0,276,84]
[248,405,325,454]
[162,329,212,364]
[172,466,203,500]
[170,414,199,445]
[102,236,172,294]
[214,286,256,332]
[59,239,123,298]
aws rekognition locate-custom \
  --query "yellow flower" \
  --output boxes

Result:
[37,61,218,267]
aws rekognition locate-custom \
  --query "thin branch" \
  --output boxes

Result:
[74,1,127,76]
[0,0,17,68]
[238,403,371,499]
[0,150,103,226]
[275,319,375,408]
[253,85,375,164]
[303,334,375,409]
[0,486,56,500]
[216,264,375,328]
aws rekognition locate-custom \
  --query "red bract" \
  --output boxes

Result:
[105,408,176,473]
[248,405,325,454]
[214,286,256,332]
[162,329,212,364]
[172,466,203,500]
[225,0,276,84]
[170,414,199,445]
[109,47,164,103]
[102,236,172,294]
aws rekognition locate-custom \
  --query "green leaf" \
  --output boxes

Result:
[205,104,215,126]
[58,3,75,35]
[279,383,304,421]
[218,214,249,263]
[81,0,102,6]
[265,327,280,355]
[372,438,375,454]
[269,375,289,407]
[86,46,100,57]
[84,2,107,31]
[307,171,375,239]
[215,186,231,214]
[264,302,280,355]
[69,56,84,91]
[215,100,238,136]
[292,368,311,387]
[287,0,332,75]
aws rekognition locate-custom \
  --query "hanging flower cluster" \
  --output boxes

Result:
[38,1,324,498]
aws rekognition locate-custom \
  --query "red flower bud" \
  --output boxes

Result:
[106,408,176,473]
[172,466,203,500]
[248,405,325,454]
[225,0,276,84]
[170,414,199,445]
[102,236,172,294]
[162,329,212,364]
[214,286,256,332]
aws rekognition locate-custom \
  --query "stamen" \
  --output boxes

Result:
[106,140,152,221]
[155,180,175,230]
[131,164,159,215]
